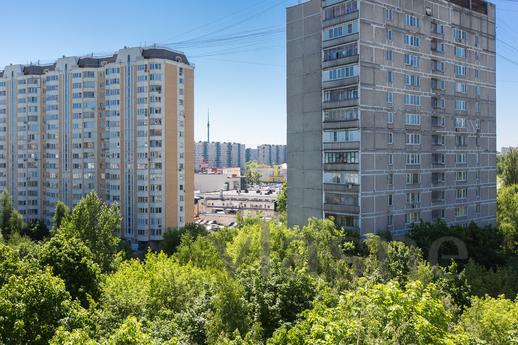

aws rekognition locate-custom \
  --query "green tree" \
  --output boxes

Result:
[58,192,121,272]
[408,221,505,267]
[245,161,262,187]
[498,148,518,186]
[21,220,49,241]
[105,316,154,345]
[0,268,72,345]
[460,295,518,345]
[0,242,20,286]
[276,183,287,214]
[463,260,518,299]
[7,209,25,236]
[39,233,102,306]
[497,185,518,255]
[52,201,69,234]
[237,261,316,340]
[159,223,208,255]
[0,190,13,239]
[268,281,458,345]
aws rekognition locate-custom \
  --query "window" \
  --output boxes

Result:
[323,20,359,40]
[323,129,360,143]
[405,113,421,125]
[324,107,358,122]
[432,60,444,72]
[324,151,359,164]
[405,74,420,87]
[323,65,359,81]
[388,194,393,206]
[455,117,466,128]
[475,85,481,97]
[406,153,421,165]
[406,192,420,204]
[387,30,393,41]
[455,206,466,218]
[387,70,393,83]
[456,171,467,182]
[406,133,421,145]
[387,173,393,186]
[456,153,467,164]
[456,82,466,93]
[325,193,358,206]
[431,22,444,34]
[387,112,393,124]
[406,173,420,185]
[386,49,392,61]
[323,172,359,185]
[387,92,393,104]
[388,154,393,165]
[454,46,465,58]
[431,39,444,52]
[323,42,358,61]
[455,100,466,111]
[327,213,358,228]
[387,132,393,144]
[404,54,420,67]
[405,212,420,224]
[475,69,480,79]
[432,97,445,109]
[385,8,393,21]
[431,78,445,90]
[475,102,481,113]
[453,28,467,42]
[432,116,444,127]
[404,94,420,106]
[323,87,358,102]
[405,14,419,27]
[404,34,420,47]
[456,135,466,147]
[454,64,466,76]
[432,173,445,185]
[323,0,358,20]
[388,215,393,226]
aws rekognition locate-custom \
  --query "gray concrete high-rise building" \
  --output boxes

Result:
[287,0,496,234]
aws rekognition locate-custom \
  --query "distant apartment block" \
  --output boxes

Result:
[287,0,496,234]
[0,47,194,248]
[500,147,516,155]
[245,148,258,162]
[194,141,246,171]
[257,144,287,165]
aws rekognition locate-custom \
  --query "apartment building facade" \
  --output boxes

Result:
[194,141,246,171]
[287,0,496,234]
[0,47,194,248]
[257,144,287,165]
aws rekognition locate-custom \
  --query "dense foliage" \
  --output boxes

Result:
[498,148,518,187]
[0,190,516,344]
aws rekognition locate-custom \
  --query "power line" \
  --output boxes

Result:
[180,0,289,43]
[497,38,518,55]
[497,53,518,67]
[160,1,271,43]
[159,0,289,45]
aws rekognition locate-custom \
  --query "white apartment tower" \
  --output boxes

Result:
[0,47,194,249]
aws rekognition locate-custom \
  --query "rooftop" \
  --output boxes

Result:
[0,46,190,77]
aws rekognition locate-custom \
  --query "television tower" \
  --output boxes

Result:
[207,109,210,143]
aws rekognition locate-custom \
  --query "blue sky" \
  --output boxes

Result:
[0,0,515,149]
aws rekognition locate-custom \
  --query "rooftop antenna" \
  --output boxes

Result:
[207,109,211,143]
